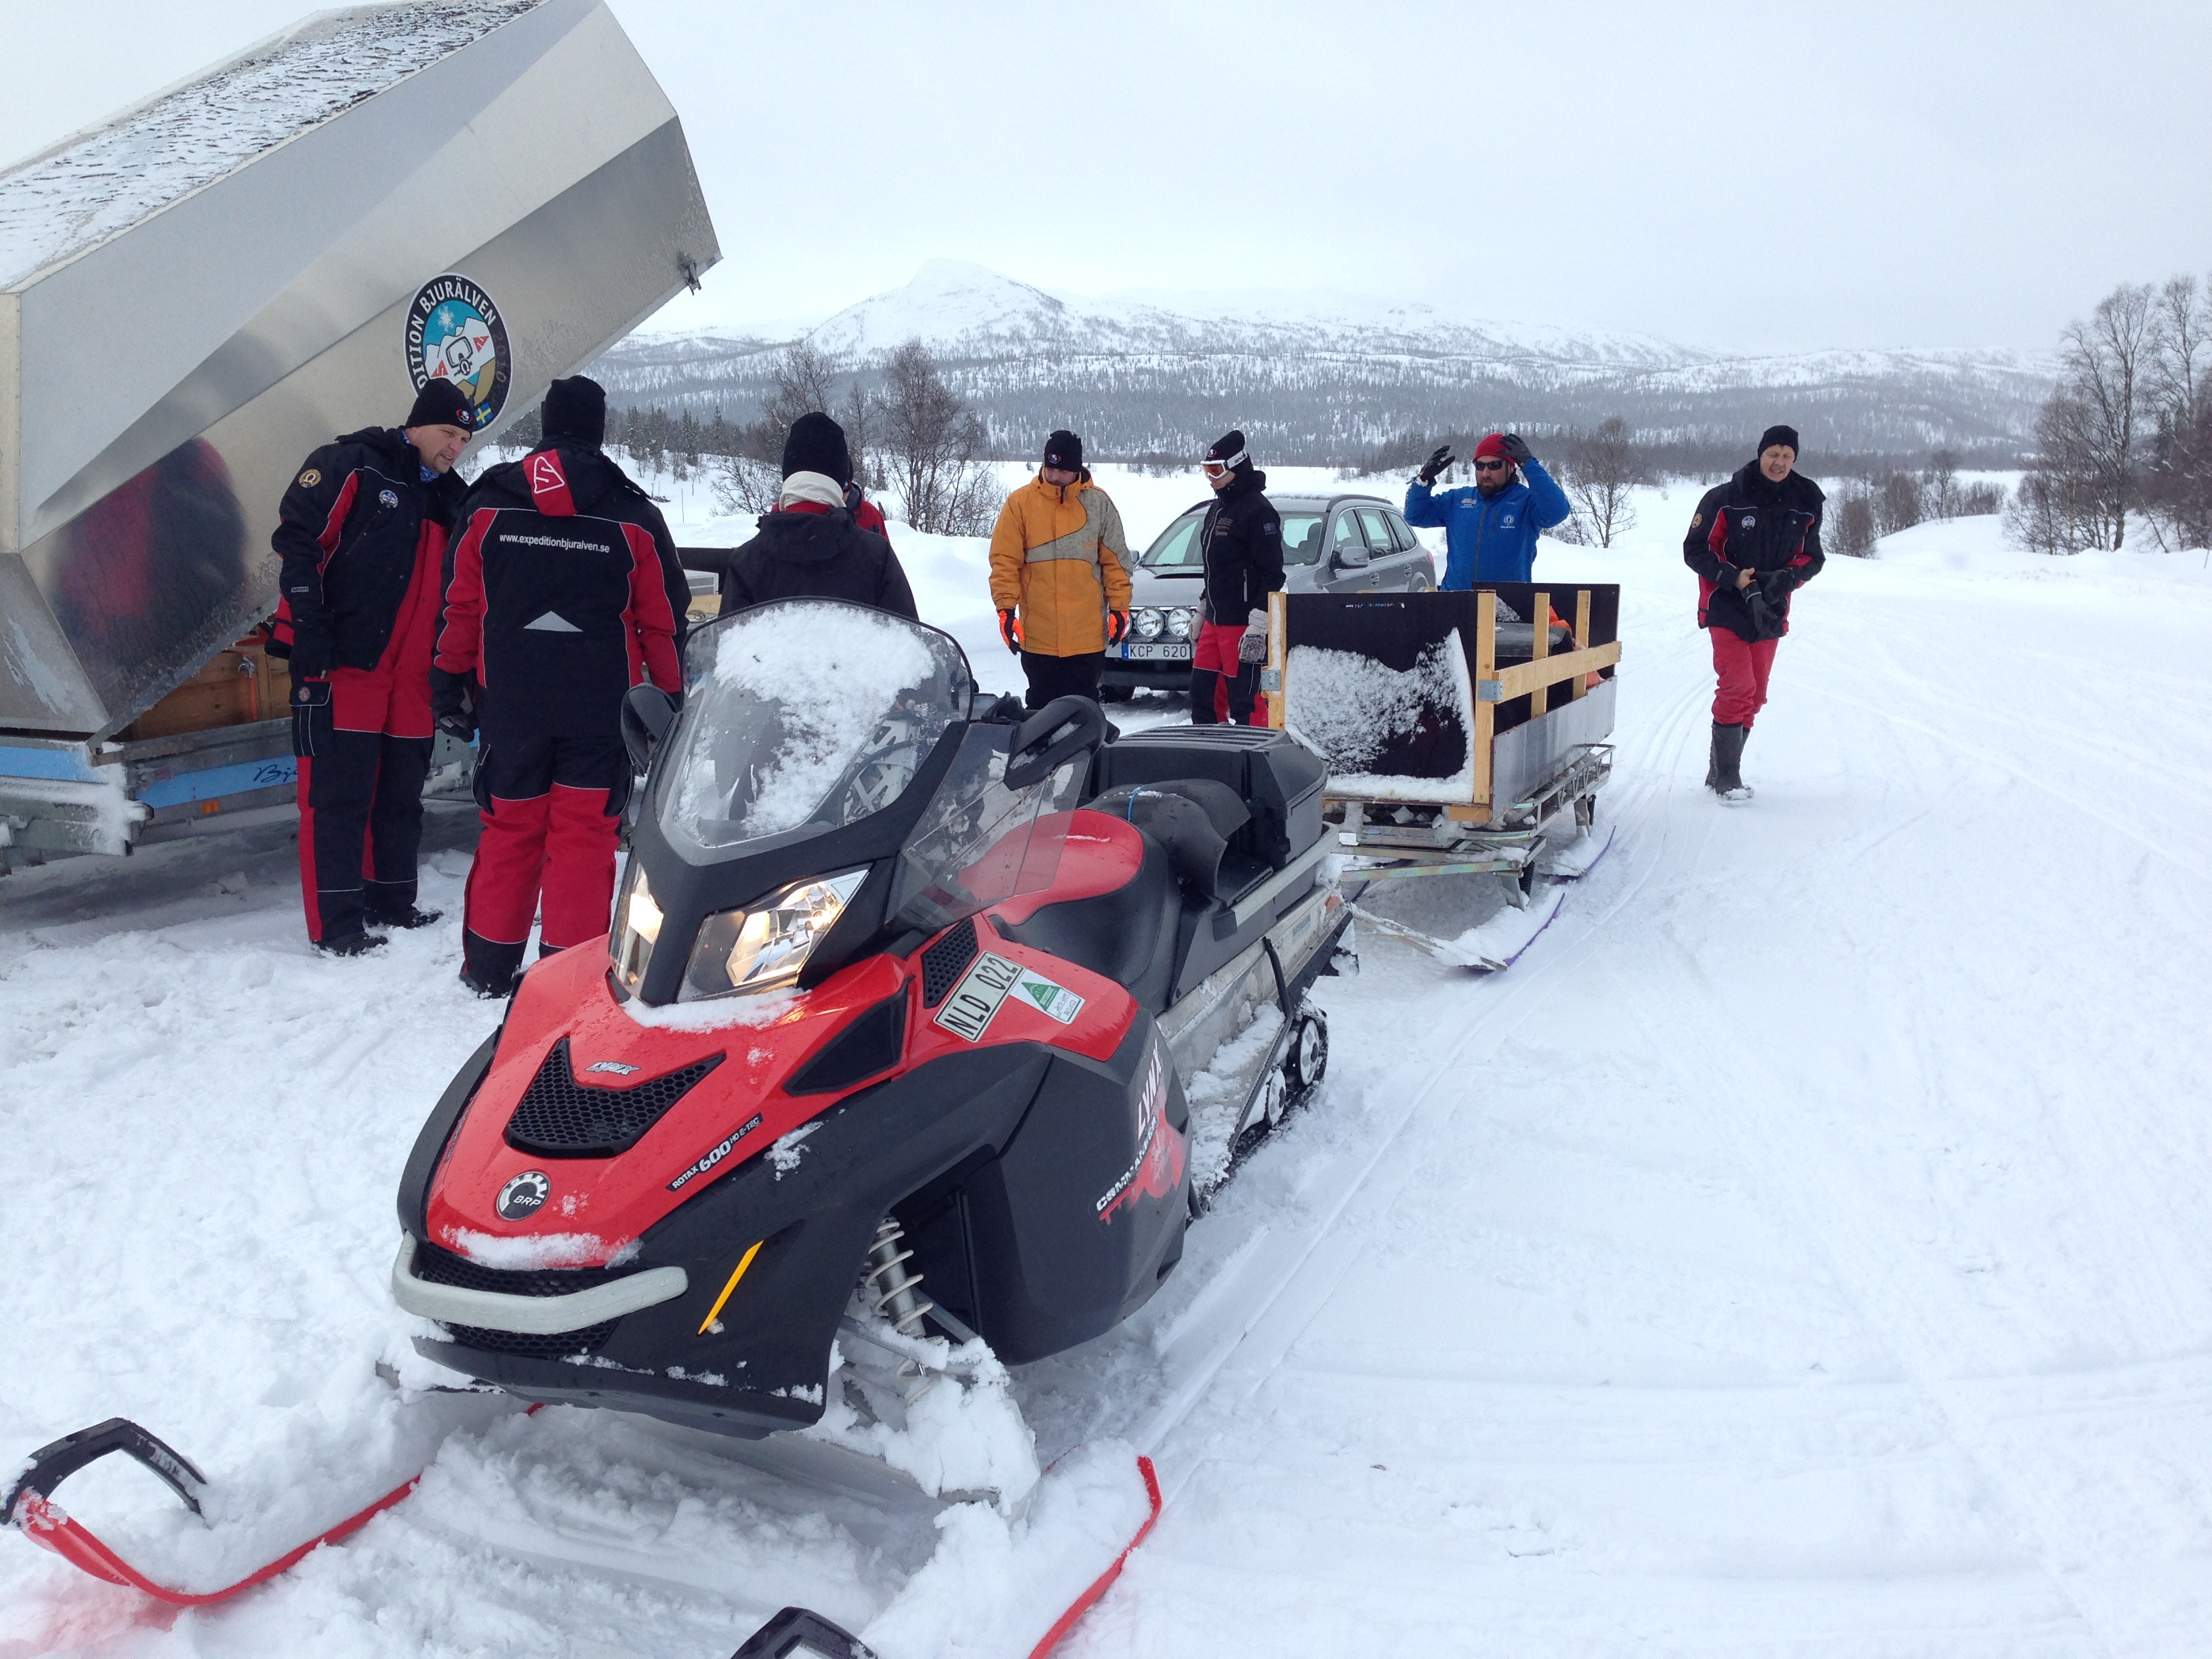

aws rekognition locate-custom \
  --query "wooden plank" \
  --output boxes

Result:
[1473,590,1496,804]
[1529,589,1549,720]
[1485,639,1620,703]
[1265,589,1288,729]
[1443,802,1490,824]
[1572,589,1592,700]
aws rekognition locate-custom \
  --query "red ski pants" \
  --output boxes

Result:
[1191,620,1263,725]
[1710,630,1780,728]
[462,733,628,981]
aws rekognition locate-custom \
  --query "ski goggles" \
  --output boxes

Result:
[1201,449,1246,478]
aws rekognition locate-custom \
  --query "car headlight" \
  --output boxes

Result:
[1133,608,1164,641]
[1165,607,1195,641]
[682,869,869,1000]
[610,863,663,994]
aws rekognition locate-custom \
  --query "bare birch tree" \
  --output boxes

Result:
[2060,282,2157,549]
[878,339,998,535]
[1561,417,1642,547]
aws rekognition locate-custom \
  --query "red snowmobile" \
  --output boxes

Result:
[3,600,1344,1635]
[388,597,1346,1437]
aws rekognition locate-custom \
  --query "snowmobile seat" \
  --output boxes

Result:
[1088,778,1257,901]
[994,811,1184,1012]
[1088,725,1327,873]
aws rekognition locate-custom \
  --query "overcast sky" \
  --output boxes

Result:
[4,0,2209,355]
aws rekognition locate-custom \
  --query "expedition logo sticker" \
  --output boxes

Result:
[933,951,1023,1042]
[668,1114,766,1192]
[497,1170,550,1221]
[405,272,510,432]
[1010,971,1084,1025]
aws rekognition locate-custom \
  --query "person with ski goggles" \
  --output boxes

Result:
[1190,430,1284,726]
[1404,432,1570,588]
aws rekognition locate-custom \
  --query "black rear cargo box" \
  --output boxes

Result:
[1088,725,1327,871]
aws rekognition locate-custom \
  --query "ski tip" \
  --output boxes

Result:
[731,1606,878,1659]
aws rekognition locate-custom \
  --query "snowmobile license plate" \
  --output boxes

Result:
[932,951,1023,1041]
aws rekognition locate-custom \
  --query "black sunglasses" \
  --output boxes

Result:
[1471,458,1510,473]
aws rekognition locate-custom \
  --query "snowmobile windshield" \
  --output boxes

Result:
[889,723,1091,937]
[658,600,975,858]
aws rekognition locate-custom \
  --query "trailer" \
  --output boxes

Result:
[1260,583,1622,961]
[0,0,720,867]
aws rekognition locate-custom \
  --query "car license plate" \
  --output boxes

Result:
[1118,642,1190,661]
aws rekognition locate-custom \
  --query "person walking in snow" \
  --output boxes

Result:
[270,377,474,956]
[1404,432,1570,587]
[709,412,916,618]
[1189,430,1285,726]
[432,376,689,996]
[988,430,1133,708]
[1681,424,1826,801]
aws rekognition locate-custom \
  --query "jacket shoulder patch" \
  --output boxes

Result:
[298,468,322,488]
[1691,512,1702,528]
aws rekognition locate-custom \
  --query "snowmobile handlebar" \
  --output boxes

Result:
[1003,695,1107,791]
[3,1417,208,1528]
[621,683,681,773]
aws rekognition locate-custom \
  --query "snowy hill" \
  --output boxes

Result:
[592,261,2054,468]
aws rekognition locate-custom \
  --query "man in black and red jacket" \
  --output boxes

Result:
[1681,424,1826,800]
[1191,430,1285,726]
[433,376,689,996]
[708,411,916,616]
[270,377,473,954]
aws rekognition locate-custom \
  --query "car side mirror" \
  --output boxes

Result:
[1332,542,1370,570]
[621,684,680,772]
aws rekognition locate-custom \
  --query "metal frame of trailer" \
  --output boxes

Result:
[0,0,720,867]
[1260,584,1622,902]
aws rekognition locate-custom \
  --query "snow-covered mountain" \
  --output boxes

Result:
[592,262,2054,468]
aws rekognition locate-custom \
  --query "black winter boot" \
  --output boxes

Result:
[366,903,443,930]
[1711,722,1753,802]
[1704,729,1718,790]
[316,930,388,958]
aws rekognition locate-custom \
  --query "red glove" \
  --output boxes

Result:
[998,609,1023,654]
[1106,609,1130,645]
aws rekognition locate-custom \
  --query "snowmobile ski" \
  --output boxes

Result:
[1349,884,1565,971]
[2,1416,426,1606]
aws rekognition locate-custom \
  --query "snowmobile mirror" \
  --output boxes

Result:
[730,1605,878,1659]
[621,684,680,772]
[1004,695,1107,790]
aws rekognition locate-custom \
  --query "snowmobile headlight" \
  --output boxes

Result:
[610,864,663,994]
[1132,607,1165,642]
[1165,607,1195,640]
[682,868,869,1000]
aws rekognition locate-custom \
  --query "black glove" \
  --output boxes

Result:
[1499,433,1534,466]
[1761,567,1801,599]
[1107,609,1130,645]
[1417,445,1454,486]
[430,668,478,741]
[1742,587,1787,641]
[998,609,1023,655]
[287,626,333,680]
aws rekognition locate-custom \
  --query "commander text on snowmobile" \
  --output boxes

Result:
[391,598,1345,1438]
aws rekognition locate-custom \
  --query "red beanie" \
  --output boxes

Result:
[1473,433,1509,460]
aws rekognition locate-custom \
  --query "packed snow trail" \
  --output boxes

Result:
[5,509,2212,1655]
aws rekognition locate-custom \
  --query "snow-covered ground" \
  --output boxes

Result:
[6,496,2212,1657]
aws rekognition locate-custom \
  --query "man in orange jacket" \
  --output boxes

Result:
[987,430,1132,707]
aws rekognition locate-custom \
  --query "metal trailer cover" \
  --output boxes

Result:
[0,0,720,741]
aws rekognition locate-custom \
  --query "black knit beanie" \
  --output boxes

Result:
[406,377,474,432]
[1042,430,1084,472]
[782,411,853,483]
[1206,430,1250,470]
[542,376,607,449]
[1757,424,1800,457]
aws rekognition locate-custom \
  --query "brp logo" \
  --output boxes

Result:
[497,1170,551,1221]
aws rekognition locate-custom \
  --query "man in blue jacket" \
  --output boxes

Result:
[1404,432,1570,587]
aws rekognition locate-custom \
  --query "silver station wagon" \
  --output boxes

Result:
[1102,493,1437,697]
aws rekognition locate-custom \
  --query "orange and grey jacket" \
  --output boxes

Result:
[987,472,1134,657]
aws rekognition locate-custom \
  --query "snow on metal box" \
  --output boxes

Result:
[1277,586,1619,803]
[0,0,720,741]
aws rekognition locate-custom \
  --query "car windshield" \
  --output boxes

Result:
[1279,512,1325,565]
[1140,512,1204,569]
[658,600,974,857]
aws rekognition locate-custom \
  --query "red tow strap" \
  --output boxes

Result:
[1028,1454,1163,1658]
